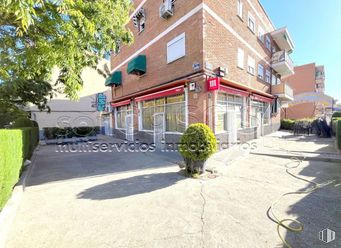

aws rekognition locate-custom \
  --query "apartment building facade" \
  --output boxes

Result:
[283,63,333,119]
[106,0,295,147]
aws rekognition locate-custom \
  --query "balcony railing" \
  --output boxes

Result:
[272,82,294,101]
[271,51,294,77]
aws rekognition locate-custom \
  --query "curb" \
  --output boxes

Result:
[0,147,38,248]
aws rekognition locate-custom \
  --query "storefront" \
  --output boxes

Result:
[110,78,279,148]
[111,86,188,147]
[211,78,276,144]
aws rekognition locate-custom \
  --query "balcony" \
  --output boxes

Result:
[271,51,295,77]
[316,82,325,93]
[272,82,294,102]
[270,27,295,53]
[315,66,325,79]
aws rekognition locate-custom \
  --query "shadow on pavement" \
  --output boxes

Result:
[27,141,183,186]
[77,171,185,200]
[270,134,341,248]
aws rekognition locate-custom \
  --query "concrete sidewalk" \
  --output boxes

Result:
[4,132,341,248]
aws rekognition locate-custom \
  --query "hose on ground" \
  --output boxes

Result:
[264,137,335,248]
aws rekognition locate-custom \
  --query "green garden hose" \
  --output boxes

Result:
[265,139,335,248]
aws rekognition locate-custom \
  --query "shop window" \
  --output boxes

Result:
[250,101,270,127]
[140,94,186,133]
[167,33,186,64]
[115,105,132,129]
[216,93,245,133]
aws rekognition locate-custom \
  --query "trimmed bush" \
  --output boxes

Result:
[332,112,341,118]
[281,119,295,130]
[179,123,217,174]
[12,117,33,128]
[0,127,39,209]
[337,120,341,151]
[43,126,100,139]
[331,117,341,136]
[0,129,25,210]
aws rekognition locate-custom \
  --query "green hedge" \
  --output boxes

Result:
[0,127,39,210]
[12,117,34,128]
[43,126,100,139]
[332,112,341,118]
[281,118,316,131]
[281,119,295,130]
[337,120,341,151]
[331,117,341,136]
[0,130,24,210]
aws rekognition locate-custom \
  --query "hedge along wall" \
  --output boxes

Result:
[337,120,341,151]
[0,127,39,210]
[0,130,24,209]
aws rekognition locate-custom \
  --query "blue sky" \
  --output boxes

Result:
[260,0,341,102]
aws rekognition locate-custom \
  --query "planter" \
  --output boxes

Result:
[184,157,206,174]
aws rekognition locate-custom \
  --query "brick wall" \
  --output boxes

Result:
[110,0,204,100]
[285,63,318,119]
[203,0,279,93]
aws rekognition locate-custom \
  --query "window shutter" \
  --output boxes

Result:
[167,33,186,63]
[237,48,244,69]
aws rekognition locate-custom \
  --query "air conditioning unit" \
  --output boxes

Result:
[160,0,173,19]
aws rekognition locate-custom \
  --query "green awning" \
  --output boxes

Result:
[105,71,122,86]
[127,55,146,76]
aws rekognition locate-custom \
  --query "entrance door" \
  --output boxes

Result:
[125,114,134,141]
[256,112,263,138]
[226,110,237,147]
[154,113,165,149]
[104,118,110,136]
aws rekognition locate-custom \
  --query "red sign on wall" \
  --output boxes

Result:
[207,77,220,91]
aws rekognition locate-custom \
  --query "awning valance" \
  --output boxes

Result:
[111,99,131,108]
[220,85,249,97]
[105,71,122,86]
[127,55,146,76]
[135,86,184,102]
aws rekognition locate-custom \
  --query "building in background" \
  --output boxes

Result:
[30,61,113,139]
[105,0,295,147]
[283,63,334,119]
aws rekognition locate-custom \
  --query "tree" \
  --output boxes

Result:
[0,0,133,110]
[0,101,27,127]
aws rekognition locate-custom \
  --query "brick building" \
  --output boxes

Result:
[283,63,333,119]
[105,0,295,147]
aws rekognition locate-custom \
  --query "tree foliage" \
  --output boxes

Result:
[0,0,133,109]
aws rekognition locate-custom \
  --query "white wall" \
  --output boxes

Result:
[30,61,112,129]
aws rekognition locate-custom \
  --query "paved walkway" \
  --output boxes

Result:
[4,133,341,248]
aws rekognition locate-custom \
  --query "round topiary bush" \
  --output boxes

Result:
[179,123,217,175]
[12,117,33,128]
